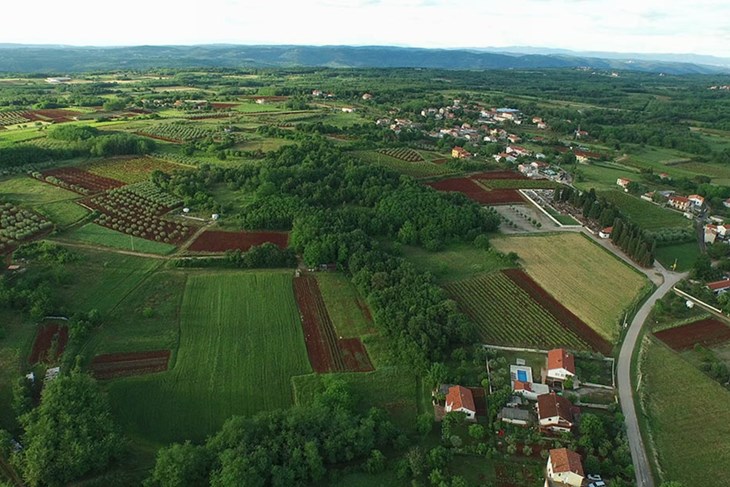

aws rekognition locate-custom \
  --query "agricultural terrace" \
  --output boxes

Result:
[599,190,690,231]
[83,156,192,184]
[445,271,591,350]
[492,233,649,341]
[640,339,730,486]
[106,271,312,443]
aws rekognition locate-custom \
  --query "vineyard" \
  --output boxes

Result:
[293,276,373,373]
[84,187,193,245]
[0,202,54,254]
[445,271,591,350]
[376,147,425,162]
[36,167,126,194]
[0,110,31,126]
[84,157,189,184]
[136,123,214,143]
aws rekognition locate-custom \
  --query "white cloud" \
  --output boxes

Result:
[1,0,728,57]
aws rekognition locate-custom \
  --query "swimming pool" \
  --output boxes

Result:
[517,370,528,382]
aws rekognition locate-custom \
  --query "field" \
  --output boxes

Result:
[293,276,373,373]
[353,150,458,178]
[28,321,68,364]
[84,157,190,184]
[39,167,125,194]
[444,271,592,350]
[90,350,171,380]
[0,176,83,224]
[0,201,53,254]
[427,178,524,205]
[544,206,580,225]
[654,242,701,271]
[136,123,214,143]
[599,190,690,231]
[654,318,730,351]
[640,338,730,486]
[64,223,178,255]
[187,230,289,253]
[401,243,512,282]
[106,271,312,443]
[574,163,639,191]
[315,273,375,339]
[492,233,648,341]
[376,147,424,162]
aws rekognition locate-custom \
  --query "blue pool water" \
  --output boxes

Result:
[517,370,528,382]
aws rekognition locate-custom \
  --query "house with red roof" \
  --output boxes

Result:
[451,146,471,159]
[506,145,531,157]
[616,177,631,189]
[545,448,585,487]
[688,194,705,208]
[537,393,575,433]
[707,279,730,295]
[668,195,690,211]
[599,227,613,239]
[445,385,477,421]
[547,349,576,385]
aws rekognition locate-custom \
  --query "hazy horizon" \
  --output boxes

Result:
[2,0,728,58]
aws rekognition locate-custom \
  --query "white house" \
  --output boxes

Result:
[545,448,584,487]
[445,385,477,421]
[616,178,631,189]
[598,227,613,239]
[537,393,575,433]
[688,194,705,208]
[547,348,576,384]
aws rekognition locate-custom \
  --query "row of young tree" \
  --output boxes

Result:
[554,186,655,267]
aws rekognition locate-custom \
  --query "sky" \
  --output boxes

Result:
[3,0,729,58]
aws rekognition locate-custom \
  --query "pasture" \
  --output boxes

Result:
[63,223,178,255]
[106,271,312,443]
[445,272,591,350]
[599,190,690,231]
[491,233,649,341]
[640,338,730,486]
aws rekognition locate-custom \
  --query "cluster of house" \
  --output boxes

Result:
[618,178,708,219]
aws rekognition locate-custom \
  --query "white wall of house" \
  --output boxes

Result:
[546,458,583,487]
[539,417,572,432]
[547,368,574,380]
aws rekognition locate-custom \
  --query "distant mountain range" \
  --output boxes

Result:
[0,44,728,74]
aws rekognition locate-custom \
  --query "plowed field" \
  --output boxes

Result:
[188,230,289,253]
[655,319,730,351]
[91,350,171,379]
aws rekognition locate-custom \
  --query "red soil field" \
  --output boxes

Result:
[29,322,69,364]
[427,178,523,205]
[471,170,527,180]
[188,230,289,253]
[655,319,730,351]
[293,276,373,373]
[41,167,126,193]
[24,109,81,123]
[211,103,238,110]
[502,268,612,354]
[479,189,525,204]
[90,350,171,379]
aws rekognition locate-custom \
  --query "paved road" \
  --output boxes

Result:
[616,261,687,487]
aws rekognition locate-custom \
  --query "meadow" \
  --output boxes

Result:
[0,176,88,227]
[316,273,375,339]
[106,271,312,443]
[654,242,701,271]
[401,243,512,282]
[640,338,730,486]
[599,190,690,231]
[63,223,178,255]
[491,233,649,341]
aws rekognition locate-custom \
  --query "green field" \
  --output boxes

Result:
[316,273,375,339]
[63,223,178,255]
[0,176,88,227]
[445,272,589,349]
[574,163,639,192]
[654,242,701,271]
[402,243,512,282]
[544,206,580,225]
[492,233,649,341]
[107,271,312,443]
[674,161,730,184]
[599,190,690,231]
[640,338,730,486]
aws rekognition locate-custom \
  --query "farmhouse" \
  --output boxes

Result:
[616,178,631,189]
[506,145,531,157]
[668,195,691,211]
[688,194,705,208]
[451,146,471,159]
[545,448,585,487]
[707,279,730,295]
[445,385,477,421]
[500,407,533,426]
[547,348,576,385]
[574,149,600,163]
[537,392,575,433]
[599,227,613,239]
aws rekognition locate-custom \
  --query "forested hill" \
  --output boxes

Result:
[0,44,727,74]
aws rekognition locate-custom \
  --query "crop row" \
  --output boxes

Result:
[0,202,53,253]
[0,110,32,126]
[36,167,125,194]
[445,272,588,349]
[124,181,183,208]
[377,147,425,162]
[137,123,214,142]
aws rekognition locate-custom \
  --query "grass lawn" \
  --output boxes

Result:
[63,223,177,255]
[654,242,701,271]
[0,176,88,227]
[402,243,513,282]
[599,190,690,231]
[640,338,730,486]
[492,233,649,341]
[59,248,162,314]
[544,206,580,225]
[106,271,312,443]
[316,273,376,339]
